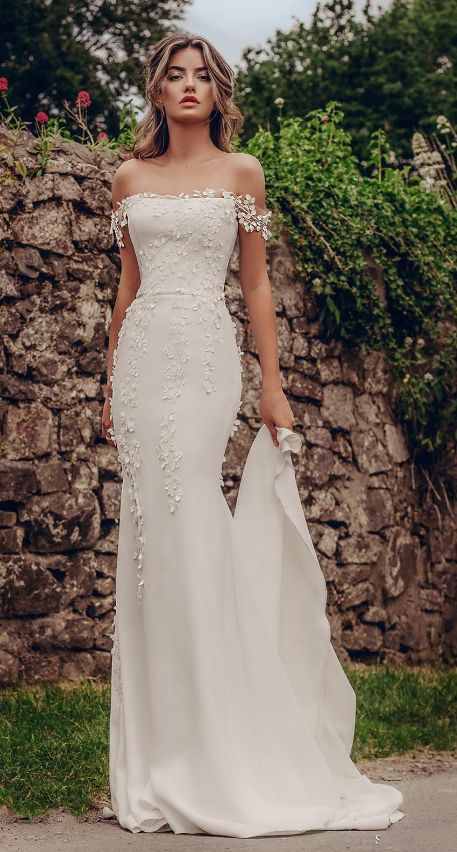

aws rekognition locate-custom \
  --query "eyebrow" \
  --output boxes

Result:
[167,65,208,72]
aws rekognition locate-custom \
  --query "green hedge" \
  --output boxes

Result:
[244,103,457,478]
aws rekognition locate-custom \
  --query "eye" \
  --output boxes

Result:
[167,73,211,81]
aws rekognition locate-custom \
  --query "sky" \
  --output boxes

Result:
[179,0,317,68]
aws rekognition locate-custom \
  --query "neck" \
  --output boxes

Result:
[162,118,218,166]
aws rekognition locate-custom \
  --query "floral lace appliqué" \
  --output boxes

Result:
[108,605,123,709]
[108,296,159,606]
[109,188,273,250]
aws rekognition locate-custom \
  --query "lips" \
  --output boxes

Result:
[181,97,198,104]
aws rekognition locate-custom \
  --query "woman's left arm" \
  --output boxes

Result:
[235,154,296,445]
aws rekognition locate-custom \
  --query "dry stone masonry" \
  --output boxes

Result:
[0,128,456,684]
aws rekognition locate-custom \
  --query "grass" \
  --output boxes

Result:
[349,664,457,761]
[0,665,455,820]
[0,681,110,819]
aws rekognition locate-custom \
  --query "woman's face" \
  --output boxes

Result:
[157,47,215,123]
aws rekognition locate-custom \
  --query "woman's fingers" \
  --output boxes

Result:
[267,416,297,445]
[101,400,115,445]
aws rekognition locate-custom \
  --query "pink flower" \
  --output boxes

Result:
[321,114,329,123]
[35,111,49,124]
[0,77,8,92]
[76,90,91,108]
[97,131,108,140]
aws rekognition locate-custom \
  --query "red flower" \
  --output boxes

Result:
[76,90,91,108]
[321,114,330,123]
[0,77,8,92]
[97,131,108,140]
[35,111,49,124]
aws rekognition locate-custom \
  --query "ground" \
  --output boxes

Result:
[0,748,456,852]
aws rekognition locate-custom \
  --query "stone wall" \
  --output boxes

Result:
[0,128,456,684]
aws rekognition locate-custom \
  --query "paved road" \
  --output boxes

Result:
[1,752,456,852]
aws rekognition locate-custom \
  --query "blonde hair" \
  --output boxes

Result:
[133,33,244,159]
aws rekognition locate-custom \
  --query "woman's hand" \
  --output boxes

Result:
[101,397,116,446]
[260,385,296,446]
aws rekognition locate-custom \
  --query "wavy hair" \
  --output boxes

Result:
[133,33,244,159]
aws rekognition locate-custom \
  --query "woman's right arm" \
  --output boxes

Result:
[101,164,141,445]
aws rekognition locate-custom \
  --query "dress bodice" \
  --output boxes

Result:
[109,188,273,299]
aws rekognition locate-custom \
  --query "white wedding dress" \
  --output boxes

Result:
[105,187,405,836]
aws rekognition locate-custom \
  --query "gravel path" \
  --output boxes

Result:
[1,748,456,852]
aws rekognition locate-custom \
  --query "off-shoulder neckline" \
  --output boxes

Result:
[110,187,273,246]
[114,188,269,214]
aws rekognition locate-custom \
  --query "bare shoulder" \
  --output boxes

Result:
[229,151,265,179]
[111,158,143,206]
[227,152,266,205]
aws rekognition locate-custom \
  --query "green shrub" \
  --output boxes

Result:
[244,103,457,479]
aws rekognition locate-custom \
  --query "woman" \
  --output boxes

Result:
[101,32,405,837]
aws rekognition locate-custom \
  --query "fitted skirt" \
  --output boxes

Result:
[106,292,405,837]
